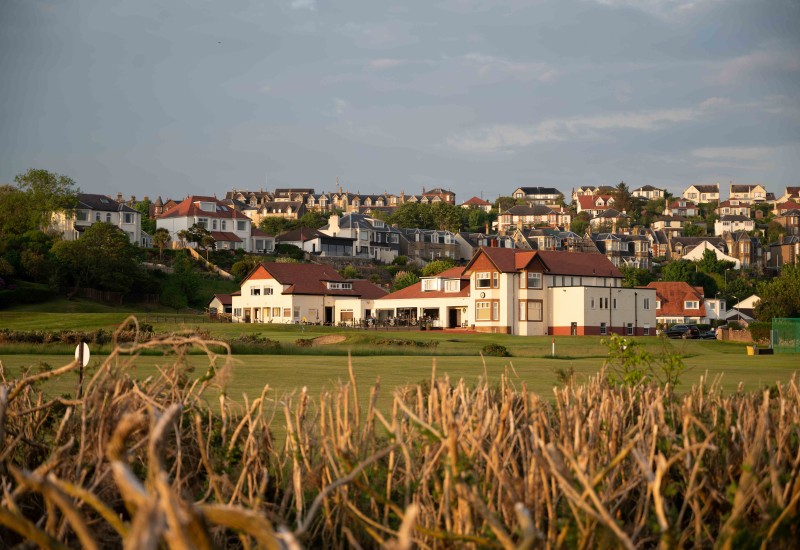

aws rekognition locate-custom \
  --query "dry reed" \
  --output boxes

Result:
[1,317,798,548]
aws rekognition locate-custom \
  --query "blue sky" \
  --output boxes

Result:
[1,0,798,202]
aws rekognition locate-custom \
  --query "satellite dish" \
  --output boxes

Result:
[74,343,90,367]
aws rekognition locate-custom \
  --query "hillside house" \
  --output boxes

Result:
[156,196,254,252]
[52,193,143,246]
[683,184,720,203]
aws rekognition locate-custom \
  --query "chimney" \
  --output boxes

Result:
[328,214,340,236]
[117,193,123,203]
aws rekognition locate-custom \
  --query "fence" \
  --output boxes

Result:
[772,318,800,354]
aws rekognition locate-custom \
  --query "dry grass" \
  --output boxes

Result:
[1,317,799,548]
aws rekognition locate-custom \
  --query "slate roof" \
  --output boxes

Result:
[77,193,137,213]
[209,293,233,306]
[718,214,751,222]
[689,184,719,193]
[503,204,554,216]
[277,227,335,242]
[209,231,242,243]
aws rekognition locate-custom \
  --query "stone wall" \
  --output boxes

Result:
[717,328,753,343]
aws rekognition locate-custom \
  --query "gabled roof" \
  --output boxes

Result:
[776,200,800,211]
[277,227,337,242]
[731,184,764,193]
[779,209,800,217]
[577,195,614,210]
[594,208,627,219]
[687,184,719,193]
[209,293,233,306]
[158,196,251,220]
[634,185,662,192]
[77,193,137,213]
[463,248,621,277]
[244,262,386,298]
[644,281,706,317]
[461,196,492,206]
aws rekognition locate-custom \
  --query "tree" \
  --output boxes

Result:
[135,199,156,234]
[176,230,190,248]
[51,222,141,295]
[0,185,35,242]
[570,212,591,235]
[696,248,734,275]
[340,265,360,279]
[259,216,293,237]
[619,266,654,288]
[430,202,463,232]
[682,223,705,237]
[495,196,518,213]
[14,169,79,230]
[152,228,171,261]
[296,211,328,229]
[392,270,420,291]
[201,234,216,260]
[231,255,264,281]
[611,181,637,216]
[170,250,200,305]
[767,221,786,245]
[421,258,456,277]
[755,265,800,321]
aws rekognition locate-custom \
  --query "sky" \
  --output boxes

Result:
[1,0,798,203]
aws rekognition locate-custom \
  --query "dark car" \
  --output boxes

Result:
[700,329,717,340]
[665,324,700,339]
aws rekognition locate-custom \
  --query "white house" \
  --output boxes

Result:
[156,196,253,252]
[683,184,720,203]
[461,248,655,336]
[51,193,142,245]
[632,185,665,201]
[714,215,754,236]
[231,262,387,324]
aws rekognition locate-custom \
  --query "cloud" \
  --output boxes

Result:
[586,0,720,17]
[289,0,316,10]
[462,53,557,82]
[447,106,700,153]
[334,98,348,115]
[366,58,410,71]
[714,50,800,85]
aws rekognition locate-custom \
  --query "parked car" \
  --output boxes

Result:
[665,324,700,339]
[700,329,717,340]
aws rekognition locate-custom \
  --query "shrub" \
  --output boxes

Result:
[481,343,510,357]
[748,321,771,343]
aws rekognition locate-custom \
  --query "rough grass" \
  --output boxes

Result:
[1,329,798,548]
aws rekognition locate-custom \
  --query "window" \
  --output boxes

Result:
[656,300,661,309]
[106,213,112,222]
[626,323,633,335]
[283,308,291,317]
[527,301,543,322]
[124,213,133,224]
[340,309,354,322]
[197,218,208,228]
[643,298,650,310]
[492,302,499,320]
[476,301,492,321]
[95,213,101,221]
[234,308,242,317]
[685,301,699,309]
[293,307,300,318]
[212,219,218,230]
[237,221,246,231]
[221,221,227,231]
[264,287,273,295]
[76,211,88,221]
[250,288,261,296]
[272,307,280,317]
[492,272,499,288]
[476,272,492,289]
[600,322,607,335]
[519,301,526,321]
[612,298,617,309]
[328,282,353,290]
[445,280,460,292]
[527,272,542,289]
[591,298,596,309]
[422,279,438,291]
[644,323,650,336]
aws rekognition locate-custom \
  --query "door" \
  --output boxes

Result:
[448,308,458,328]
[324,307,334,325]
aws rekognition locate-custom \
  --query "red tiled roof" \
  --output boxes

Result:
[157,196,250,220]
[777,200,800,211]
[535,250,622,277]
[577,195,614,210]
[247,262,386,297]
[643,282,706,317]
[251,227,273,237]
[210,231,242,242]
[380,269,470,300]
[461,196,492,206]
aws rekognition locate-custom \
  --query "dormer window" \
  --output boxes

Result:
[685,300,699,309]
[327,282,353,290]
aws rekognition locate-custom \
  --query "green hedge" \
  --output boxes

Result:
[0,283,56,309]
[748,322,771,343]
